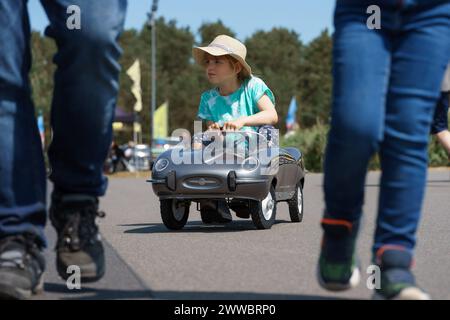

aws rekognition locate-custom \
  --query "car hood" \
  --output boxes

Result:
[157,147,279,166]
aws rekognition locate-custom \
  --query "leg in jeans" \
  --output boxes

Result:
[38,0,127,282]
[0,0,47,246]
[320,1,450,297]
[40,0,127,197]
[319,2,392,290]
[372,6,450,297]
[325,0,450,254]
[324,4,390,225]
[374,2,450,255]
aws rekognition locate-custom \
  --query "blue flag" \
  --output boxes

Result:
[286,96,298,127]
[37,111,45,148]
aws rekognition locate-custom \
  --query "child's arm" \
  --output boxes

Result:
[223,94,278,130]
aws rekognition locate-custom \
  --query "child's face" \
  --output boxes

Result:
[204,54,241,85]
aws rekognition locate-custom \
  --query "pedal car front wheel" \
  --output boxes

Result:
[160,199,190,230]
[250,186,277,230]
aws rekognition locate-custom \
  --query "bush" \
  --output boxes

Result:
[428,135,450,167]
[281,125,449,173]
[281,124,328,172]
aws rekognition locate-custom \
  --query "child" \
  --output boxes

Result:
[193,35,278,133]
[192,35,278,223]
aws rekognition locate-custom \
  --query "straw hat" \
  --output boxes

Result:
[193,35,252,78]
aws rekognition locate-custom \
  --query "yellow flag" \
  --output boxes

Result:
[153,101,168,139]
[126,60,143,112]
[133,122,142,134]
[113,122,124,131]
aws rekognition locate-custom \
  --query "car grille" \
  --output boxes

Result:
[182,177,222,190]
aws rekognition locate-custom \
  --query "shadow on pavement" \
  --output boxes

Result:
[43,283,350,300]
[43,282,153,300]
[120,220,292,234]
[152,291,351,300]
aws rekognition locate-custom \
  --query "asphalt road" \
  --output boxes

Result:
[34,169,450,300]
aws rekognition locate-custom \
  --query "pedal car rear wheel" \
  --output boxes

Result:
[288,183,304,223]
[160,199,190,230]
[250,186,277,230]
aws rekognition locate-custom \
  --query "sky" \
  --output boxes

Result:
[28,0,336,43]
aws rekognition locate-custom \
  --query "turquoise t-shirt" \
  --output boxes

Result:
[197,76,276,132]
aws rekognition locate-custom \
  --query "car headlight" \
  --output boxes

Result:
[154,158,169,172]
[241,157,260,172]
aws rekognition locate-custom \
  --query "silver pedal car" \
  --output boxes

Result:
[148,128,305,230]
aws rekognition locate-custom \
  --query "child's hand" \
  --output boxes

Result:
[192,142,203,150]
[223,118,245,131]
[207,122,221,130]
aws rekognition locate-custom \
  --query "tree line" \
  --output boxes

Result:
[30,18,332,146]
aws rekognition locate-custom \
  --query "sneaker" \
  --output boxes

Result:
[0,234,45,300]
[317,218,361,291]
[50,192,105,283]
[372,246,430,300]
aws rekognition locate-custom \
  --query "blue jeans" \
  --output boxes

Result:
[324,0,450,257]
[0,0,127,246]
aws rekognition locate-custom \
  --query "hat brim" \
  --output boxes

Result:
[192,46,252,78]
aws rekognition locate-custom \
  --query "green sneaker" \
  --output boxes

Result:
[372,246,430,300]
[317,218,361,291]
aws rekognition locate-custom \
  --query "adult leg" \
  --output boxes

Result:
[373,1,450,299]
[0,0,47,246]
[374,2,450,255]
[319,2,392,290]
[0,0,46,300]
[40,0,127,282]
[41,0,127,196]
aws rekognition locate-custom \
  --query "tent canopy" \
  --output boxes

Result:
[114,106,134,124]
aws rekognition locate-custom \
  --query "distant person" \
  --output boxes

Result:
[431,63,450,158]
[111,141,127,173]
[284,122,300,139]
